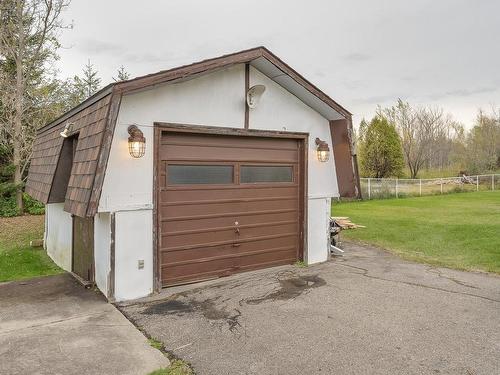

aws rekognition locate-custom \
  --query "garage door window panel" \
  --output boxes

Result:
[240,165,294,183]
[167,164,234,185]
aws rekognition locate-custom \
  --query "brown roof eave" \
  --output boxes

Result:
[38,46,350,137]
[113,46,265,95]
[113,46,351,118]
[260,48,352,118]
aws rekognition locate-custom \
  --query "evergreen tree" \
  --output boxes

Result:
[74,59,101,98]
[358,115,404,178]
[113,65,130,82]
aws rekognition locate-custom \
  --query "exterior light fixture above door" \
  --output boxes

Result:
[246,85,266,108]
[315,138,330,162]
[127,125,146,158]
[60,123,74,138]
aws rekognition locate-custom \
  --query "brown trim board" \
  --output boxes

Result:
[108,212,116,301]
[330,117,361,199]
[87,93,122,217]
[153,126,162,292]
[244,63,250,129]
[347,115,362,199]
[155,122,309,139]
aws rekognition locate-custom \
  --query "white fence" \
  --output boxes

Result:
[361,174,500,199]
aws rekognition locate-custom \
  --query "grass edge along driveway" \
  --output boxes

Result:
[332,191,500,274]
[0,215,61,282]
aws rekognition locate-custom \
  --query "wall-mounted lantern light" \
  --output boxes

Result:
[60,123,74,138]
[315,138,330,162]
[127,125,146,158]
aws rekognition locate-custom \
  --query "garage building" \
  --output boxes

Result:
[26,47,360,301]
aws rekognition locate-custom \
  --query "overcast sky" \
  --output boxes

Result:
[56,0,500,128]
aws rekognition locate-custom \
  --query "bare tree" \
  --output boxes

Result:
[466,108,500,173]
[415,106,450,171]
[382,100,421,178]
[383,99,453,178]
[0,0,70,211]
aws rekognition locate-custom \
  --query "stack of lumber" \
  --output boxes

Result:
[427,175,475,186]
[331,217,366,229]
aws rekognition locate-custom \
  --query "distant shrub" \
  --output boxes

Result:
[23,193,45,215]
[0,195,20,217]
[0,194,45,217]
[358,116,404,178]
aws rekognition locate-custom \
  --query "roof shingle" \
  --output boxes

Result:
[26,94,112,217]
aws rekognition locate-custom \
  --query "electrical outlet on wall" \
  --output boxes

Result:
[138,260,144,270]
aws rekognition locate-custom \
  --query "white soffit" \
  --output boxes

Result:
[250,57,345,121]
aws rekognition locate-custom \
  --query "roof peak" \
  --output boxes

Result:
[40,46,350,134]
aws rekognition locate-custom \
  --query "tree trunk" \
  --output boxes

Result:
[13,0,25,213]
[14,66,24,213]
[13,116,23,212]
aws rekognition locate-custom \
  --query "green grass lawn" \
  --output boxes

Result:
[332,191,500,274]
[0,215,62,282]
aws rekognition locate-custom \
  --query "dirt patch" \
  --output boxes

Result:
[244,274,326,305]
[0,215,44,249]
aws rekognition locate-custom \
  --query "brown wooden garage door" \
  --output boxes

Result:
[157,130,304,286]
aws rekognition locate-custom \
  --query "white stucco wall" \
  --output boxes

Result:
[99,63,340,300]
[94,212,111,296]
[45,203,72,271]
[307,197,332,264]
[114,210,153,301]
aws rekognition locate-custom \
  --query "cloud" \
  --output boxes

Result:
[341,52,371,62]
[123,52,172,64]
[351,94,403,105]
[427,87,498,100]
[341,79,366,90]
[78,38,125,55]
[400,75,418,82]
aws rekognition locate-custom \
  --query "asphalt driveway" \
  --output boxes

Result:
[120,242,500,375]
[0,273,169,375]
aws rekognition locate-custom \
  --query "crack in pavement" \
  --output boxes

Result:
[424,267,480,289]
[139,295,247,335]
[240,274,326,305]
[227,308,243,333]
[336,263,500,304]
[0,311,125,335]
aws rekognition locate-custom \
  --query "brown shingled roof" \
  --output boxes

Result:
[26,46,352,217]
[26,93,114,217]
[26,124,65,204]
[62,95,112,217]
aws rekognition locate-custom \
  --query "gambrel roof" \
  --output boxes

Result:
[26,46,352,217]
